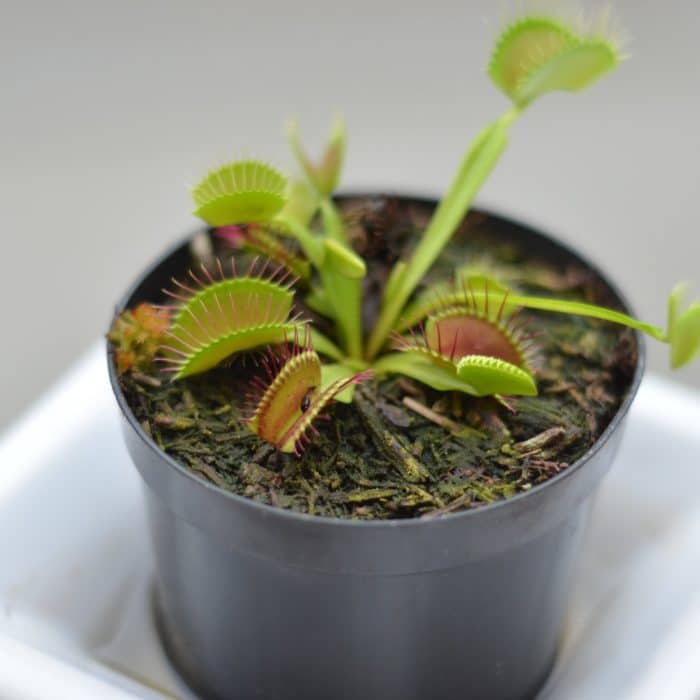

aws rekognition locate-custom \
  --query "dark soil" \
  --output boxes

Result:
[116,197,638,519]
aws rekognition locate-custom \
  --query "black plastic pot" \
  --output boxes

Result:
[108,196,644,700]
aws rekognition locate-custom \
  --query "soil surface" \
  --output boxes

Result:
[116,197,638,519]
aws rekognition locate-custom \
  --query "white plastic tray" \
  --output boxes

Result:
[1,343,699,700]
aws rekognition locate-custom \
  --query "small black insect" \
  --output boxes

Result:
[301,387,316,412]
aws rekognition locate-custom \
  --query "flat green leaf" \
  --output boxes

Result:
[373,352,479,395]
[310,328,344,361]
[274,216,324,267]
[279,179,320,227]
[318,201,365,358]
[323,238,367,279]
[305,286,334,317]
[384,261,407,304]
[321,362,360,403]
[320,198,347,244]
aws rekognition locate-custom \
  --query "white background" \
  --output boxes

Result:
[1,0,699,428]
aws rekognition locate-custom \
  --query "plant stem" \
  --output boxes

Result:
[319,198,364,359]
[320,199,348,244]
[310,328,345,361]
[279,201,363,358]
[500,293,667,341]
[366,107,520,359]
[319,265,363,358]
[277,215,324,266]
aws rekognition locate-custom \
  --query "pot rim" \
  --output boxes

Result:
[107,192,645,530]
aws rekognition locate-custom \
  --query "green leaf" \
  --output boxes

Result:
[367,118,510,358]
[310,328,344,361]
[318,199,364,358]
[375,350,536,398]
[192,160,288,226]
[305,286,334,317]
[279,179,320,227]
[321,362,360,403]
[456,356,537,396]
[317,263,363,358]
[319,198,347,244]
[274,216,324,267]
[384,261,407,304]
[399,288,667,342]
[323,238,367,279]
[287,115,346,196]
[373,352,479,394]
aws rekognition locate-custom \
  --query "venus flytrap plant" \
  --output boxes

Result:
[111,7,700,459]
[365,10,623,359]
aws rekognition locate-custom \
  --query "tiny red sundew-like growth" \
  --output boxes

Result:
[109,303,171,374]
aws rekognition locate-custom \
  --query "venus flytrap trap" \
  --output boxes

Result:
[111,7,700,466]
[377,278,539,398]
[159,259,305,380]
[244,333,372,455]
